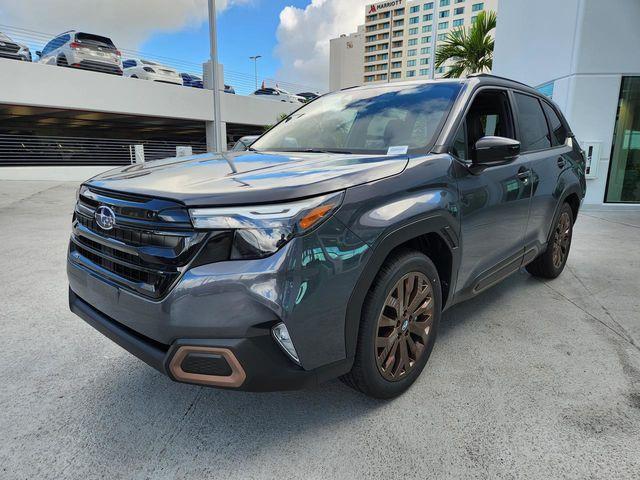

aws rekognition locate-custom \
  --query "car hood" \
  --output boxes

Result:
[86,151,408,206]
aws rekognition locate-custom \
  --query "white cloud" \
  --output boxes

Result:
[274,0,368,90]
[0,0,251,50]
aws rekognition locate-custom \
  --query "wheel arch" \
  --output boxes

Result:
[344,215,459,359]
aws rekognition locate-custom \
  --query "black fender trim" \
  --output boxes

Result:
[548,183,583,244]
[344,214,460,359]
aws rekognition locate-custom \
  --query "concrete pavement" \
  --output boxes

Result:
[0,181,639,479]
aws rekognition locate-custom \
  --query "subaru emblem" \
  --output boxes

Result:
[95,205,116,231]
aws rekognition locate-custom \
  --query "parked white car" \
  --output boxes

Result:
[37,31,122,75]
[250,87,306,103]
[123,59,182,85]
[0,32,32,62]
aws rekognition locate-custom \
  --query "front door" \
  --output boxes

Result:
[452,89,532,297]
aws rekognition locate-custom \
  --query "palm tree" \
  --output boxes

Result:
[435,10,497,78]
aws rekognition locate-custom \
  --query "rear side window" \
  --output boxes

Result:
[514,92,551,151]
[541,101,568,146]
[123,60,136,68]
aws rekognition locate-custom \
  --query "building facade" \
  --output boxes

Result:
[329,27,365,91]
[329,0,498,89]
[493,0,640,206]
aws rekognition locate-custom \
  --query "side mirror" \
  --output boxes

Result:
[474,136,520,167]
[36,51,42,57]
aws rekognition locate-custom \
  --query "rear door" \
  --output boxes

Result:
[512,92,570,257]
[454,88,532,297]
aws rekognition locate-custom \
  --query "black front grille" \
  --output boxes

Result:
[69,187,229,298]
[0,42,20,54]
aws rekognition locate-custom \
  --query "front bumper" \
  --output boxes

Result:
[67,216,370,390]
[69,288,351,391]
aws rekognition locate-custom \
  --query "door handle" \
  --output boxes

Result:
[516,167,530,182]
[557,157,567,168]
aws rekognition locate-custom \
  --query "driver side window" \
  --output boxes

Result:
[453,90,515,163]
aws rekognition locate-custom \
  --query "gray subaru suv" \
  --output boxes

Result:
[68,75,586,398]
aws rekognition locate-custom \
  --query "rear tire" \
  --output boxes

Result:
[526,202,574,279]
[341,249,441,399]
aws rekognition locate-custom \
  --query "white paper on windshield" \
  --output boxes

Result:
[387,146,408,155]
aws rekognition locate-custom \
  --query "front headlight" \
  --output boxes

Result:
[189,191,344,260]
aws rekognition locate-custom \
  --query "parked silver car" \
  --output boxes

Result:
[0,32,31,62]
[123,59,182,85]
[37,31,122,75]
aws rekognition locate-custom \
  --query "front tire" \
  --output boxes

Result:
[342,250,441,399]
[526,202,574,279]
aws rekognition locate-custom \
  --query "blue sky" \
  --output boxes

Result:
[140,1,310,84]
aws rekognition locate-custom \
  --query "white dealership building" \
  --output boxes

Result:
[492,0,640,206]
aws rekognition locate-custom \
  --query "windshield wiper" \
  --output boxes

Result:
[299,148,353,154]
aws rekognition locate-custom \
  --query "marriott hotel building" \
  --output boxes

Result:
[361,0,498,83]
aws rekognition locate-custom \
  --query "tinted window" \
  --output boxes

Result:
[463,89,515,162]
[541,101,568,146]
[514,93,551,151]
[76,33,116,49]
[123,60,136,68]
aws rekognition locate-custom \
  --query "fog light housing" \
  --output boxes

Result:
[272,322,300,365]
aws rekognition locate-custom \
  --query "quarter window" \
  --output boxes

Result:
[541,102,568,146]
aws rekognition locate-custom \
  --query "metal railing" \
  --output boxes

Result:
[0,23,320,96]
[0,134,207,166]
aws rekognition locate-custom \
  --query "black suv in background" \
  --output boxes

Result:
[68,75,586,398]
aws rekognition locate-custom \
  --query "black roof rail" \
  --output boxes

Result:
[467,72,532,89]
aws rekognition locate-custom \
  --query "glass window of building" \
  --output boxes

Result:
[409,16,419,24]
[420,69,429,76]
[394,8,405,15]
[391,61,402,69]
[422,24,432,33]
[437,33,447,40]
[408,38,418,46]
[392,51,403,58]
[453,19,464,27]
[410,5,420,13]
[423,13,433,21]
[381,11,391,18]
[440,0,450,6]
[454,7,464,14]
[421,36,431,44]
[420,57,429,64]
[436,66,445,74]
[408,49,418,56]
[471,16,478,23]
[606,77,640,202]
[424,2,434,10]
[407,70,416,77]
[407,59,417,67]
[409,27,419,35]
[439,10,450,18]
[390,72,402,79]
[438,21,449,29]
[472,3,484,12]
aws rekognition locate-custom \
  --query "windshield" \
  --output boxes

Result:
[250,82,462,155]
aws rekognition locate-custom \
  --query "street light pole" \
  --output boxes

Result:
[249,55,262,91]
[207,0,223,153]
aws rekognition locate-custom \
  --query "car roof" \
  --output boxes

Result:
[341,74,542,97]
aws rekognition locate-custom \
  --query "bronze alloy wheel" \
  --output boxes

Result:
[552,211,572,269]
[375,272,434,381]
